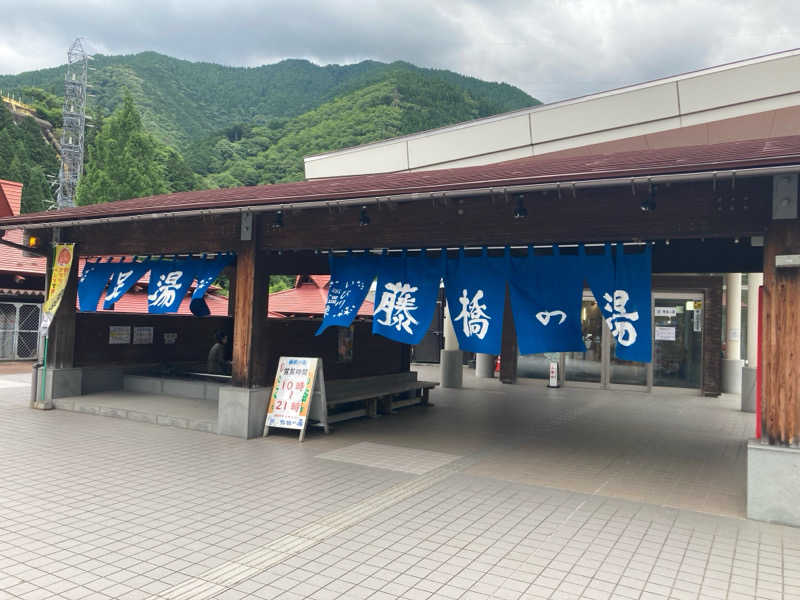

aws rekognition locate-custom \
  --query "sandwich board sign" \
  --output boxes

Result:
[264,356,328,441]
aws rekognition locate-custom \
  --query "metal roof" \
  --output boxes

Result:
[3,135,800,230]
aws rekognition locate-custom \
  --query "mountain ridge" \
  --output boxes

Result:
[0,52,539,149]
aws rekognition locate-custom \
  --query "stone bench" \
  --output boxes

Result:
[123,374,223,401]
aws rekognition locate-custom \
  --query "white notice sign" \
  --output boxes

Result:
[133,326,154,345]
[654,306,677,318]
[655,326,676,341]
[108,325,131,345]
[693,309,702,332]
[264,357,327,442]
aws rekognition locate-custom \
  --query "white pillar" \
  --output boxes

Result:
[726,272,742,361]
[443,302,458,351]
[741,272,763,412]
[722,272,744,393]
[746,273,763,367]
[440,301,463,388]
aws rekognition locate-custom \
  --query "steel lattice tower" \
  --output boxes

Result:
[56,38,89,209]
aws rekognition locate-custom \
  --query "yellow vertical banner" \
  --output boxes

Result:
[40,243,75,333]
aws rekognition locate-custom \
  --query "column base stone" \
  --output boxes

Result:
[31,366,83,409]
[741,367,756,412]
[748,440,800,527]
[218,386,269,439]
[440,350,463,388]
[475,353,496,379]
[722,358,744,394]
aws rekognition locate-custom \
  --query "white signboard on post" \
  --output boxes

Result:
[264,357,328,442]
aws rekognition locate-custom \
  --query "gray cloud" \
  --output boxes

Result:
[1,0,799,102]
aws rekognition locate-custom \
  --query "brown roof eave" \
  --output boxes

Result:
[3,135,800,230]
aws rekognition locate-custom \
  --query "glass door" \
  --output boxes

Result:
[653,294,703,389]
[609,335,648,386]
[564,296,603,384]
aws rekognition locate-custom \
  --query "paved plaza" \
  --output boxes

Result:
[0,365,798,600]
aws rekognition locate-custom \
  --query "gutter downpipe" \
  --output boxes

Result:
[2,163,799,232]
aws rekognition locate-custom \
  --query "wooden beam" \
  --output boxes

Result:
[47,248,79,368]
[499,285,517,384]
[56,178,771,261]
[222,265,236,318]
[761,219,800,444]
[231,225,270,388]
[261,178,771,250]
[64,214,240,255]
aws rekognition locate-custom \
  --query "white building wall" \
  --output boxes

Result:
[304,49,800,179]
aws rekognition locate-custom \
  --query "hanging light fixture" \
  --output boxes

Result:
[359,205,370,227]
[513,195,528,219]
[641,182,657,212]
[272,210,283,230]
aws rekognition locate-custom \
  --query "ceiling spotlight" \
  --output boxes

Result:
[513,195,528,219]
[641,183,657,213]
[272,210,283,230]
[734,237,740,244]
[359,205,370,227]
[665,239,670,246]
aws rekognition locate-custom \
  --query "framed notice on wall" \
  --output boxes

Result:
[338,326,354,363]
[108,325,131,345]
[133,326,154,345]
[264,357,328,442]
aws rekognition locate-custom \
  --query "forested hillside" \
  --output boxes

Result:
[0,52,540,211]
[0,52,538,149]
[187,69,513,186]
[0,103,58,213]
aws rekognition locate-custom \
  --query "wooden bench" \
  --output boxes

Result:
[313,371,438,430]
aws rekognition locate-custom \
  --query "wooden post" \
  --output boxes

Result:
[231,230,270,388]
[223,264,236,318]
[500,285,518,384]
[47,250,79,369]
[761,219,800,445]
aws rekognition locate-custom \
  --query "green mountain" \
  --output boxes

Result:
[0,103,58,213]
[1,52,540,209]
[189,68,532,186]
[0,52,539,149]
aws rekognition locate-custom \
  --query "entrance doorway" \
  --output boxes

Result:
[558,291,704,391]
[652,293,703,389]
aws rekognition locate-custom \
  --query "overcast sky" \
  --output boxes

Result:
[1,0,799,103]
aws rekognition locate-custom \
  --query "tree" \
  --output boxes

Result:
[0,103,59,209]
[162,147,196,193]
[21,166,52,213]
[76,93,169,205]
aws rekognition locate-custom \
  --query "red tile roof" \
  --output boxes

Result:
[0,229,46,275]
[0,179,22,218]
[269,276,372,317]
[89,284,230,315]
[3,135,800,227]
[0,180,46,276]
